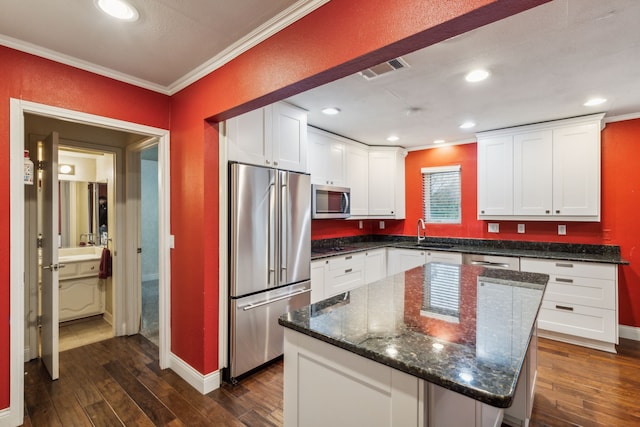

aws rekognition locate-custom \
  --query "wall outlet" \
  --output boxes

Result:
[558,224,567,235]
[517,224,525,234]
[488,223,499,233]
[379,221,385,229]
[359,220,363,229]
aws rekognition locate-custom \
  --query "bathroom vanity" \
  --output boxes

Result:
[58,247,105,322]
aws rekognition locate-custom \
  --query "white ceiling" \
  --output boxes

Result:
[2,0,639,150]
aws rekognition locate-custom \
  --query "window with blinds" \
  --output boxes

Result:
[421,165,461,223]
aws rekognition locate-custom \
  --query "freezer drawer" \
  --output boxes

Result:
[229,282,311,380]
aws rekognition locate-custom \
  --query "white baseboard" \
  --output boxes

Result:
[0,406,19,427]
[142,273,159,282]
[103,311,113,325]
[168,352,220,395]
[619,325,640,341]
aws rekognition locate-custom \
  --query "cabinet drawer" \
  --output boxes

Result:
[58,259,101,279]
[545,276,616,310]
[537,300,616,343]
[521,258,615,280]
[325,266,364,297]
[327,252,365,271]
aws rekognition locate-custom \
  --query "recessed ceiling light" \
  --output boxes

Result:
[459,121,476,129]
[96,0,139,21]
[584,97,607,107]
[433,139,445,144]
[386,135,399,142]
[465,69,490,83]
[321,107,341,115]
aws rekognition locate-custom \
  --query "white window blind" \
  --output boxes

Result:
[421,263,461,323]
[421,165,461,224]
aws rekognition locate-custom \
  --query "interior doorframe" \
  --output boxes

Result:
[9,98,171,425]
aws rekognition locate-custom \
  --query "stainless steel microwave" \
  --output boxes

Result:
[312,184,350,219]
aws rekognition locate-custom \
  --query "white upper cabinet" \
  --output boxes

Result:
[477,134,513,216]
[477,114,604,221]
[226,102,308,173]
[345,142,369,217]
[368,147,406,219]
[307,127,346,185]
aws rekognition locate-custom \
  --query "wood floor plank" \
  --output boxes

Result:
[83,401,125,427]
[50,392,93,427]
[94,376,156,427]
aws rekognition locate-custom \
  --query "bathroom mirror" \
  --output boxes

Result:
[58,181,107,248]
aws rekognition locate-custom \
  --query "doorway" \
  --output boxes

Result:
[9,99,171,422]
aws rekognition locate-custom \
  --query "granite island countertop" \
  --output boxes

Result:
[311,236,628,265]
[279,263,548,408]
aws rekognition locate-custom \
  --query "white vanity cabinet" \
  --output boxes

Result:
[58,258,104,322]
[520,258,618,353]
[227,102,308,173]
[477,113,604,221]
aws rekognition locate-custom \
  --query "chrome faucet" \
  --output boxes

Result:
[417,218,426,243]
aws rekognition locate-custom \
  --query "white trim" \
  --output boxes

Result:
[8,99,171,424]
[476,113,606,139]
[619,325,640,341]
[219,123,229,370]
[103,311,113,326]
[168,353,221,395]
[605,112,640,124]
[7,98,25,426]
[420,165,461,174]
[167,0,330,94]
[407,137,477,151]
[0,407,12,426]
[0,0,329,95]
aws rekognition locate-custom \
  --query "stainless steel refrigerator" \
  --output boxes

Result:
[228,162,311,382]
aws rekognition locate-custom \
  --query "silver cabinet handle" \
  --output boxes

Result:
[345,268,352,273]
[556,277,574,283]
[470,261,510,268]
[345,255,352,260]
[555,304,574,311]
[242,288,311,311]
[556,263,573,268]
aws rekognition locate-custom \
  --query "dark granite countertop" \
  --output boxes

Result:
[311,236,628,265]
[279,263,548,408]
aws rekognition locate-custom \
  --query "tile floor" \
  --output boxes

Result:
[141,279,159,346]
[58,315,113,352]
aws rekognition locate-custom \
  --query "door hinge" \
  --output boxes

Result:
[36,315,43,328]
[137,248,142,254]
[36,235,43,248]
[37,160,46,171]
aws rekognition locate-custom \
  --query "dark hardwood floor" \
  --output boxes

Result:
[22,335,640,426]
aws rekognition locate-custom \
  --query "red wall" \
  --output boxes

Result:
[0,0,550,411]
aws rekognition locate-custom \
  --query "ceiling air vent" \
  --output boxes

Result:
[359,57,409,80]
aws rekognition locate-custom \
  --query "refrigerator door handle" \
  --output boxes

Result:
[268,181,276,285]
[241,288,311,311]
[280,177,288,285]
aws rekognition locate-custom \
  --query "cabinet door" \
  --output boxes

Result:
[552,123,600,217]
[513,130,553,216]
[227,107,271,167]
[310,260,327,303]
[364,249,386,284]
[368,149,405,218]
[308,128,345,185]
[387,249,426,276]
[272,102,308,172]
[59,278,104,322]
[346,143,369,216]
[477,135,513,216]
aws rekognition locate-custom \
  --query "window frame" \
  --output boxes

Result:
[421,165,461,224]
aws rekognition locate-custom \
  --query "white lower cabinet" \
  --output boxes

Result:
[520,258,618,353]
[386,248,426,276]
[312,252,366,300]
[310,259,327,304]
[284,329,507,427]
[364,249,386,284]
[425,250,462,265]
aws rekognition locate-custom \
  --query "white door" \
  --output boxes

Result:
[41,132,60,380]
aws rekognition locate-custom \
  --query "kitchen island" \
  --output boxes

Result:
[279,263,548,427]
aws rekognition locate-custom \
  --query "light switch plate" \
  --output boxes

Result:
[488,223,499,233]
[359,220,363,229]
[517,224,525,234]
[558,225,567,235]
[379,221,385,229]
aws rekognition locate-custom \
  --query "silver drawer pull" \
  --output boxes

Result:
[345,268,352,273]
[556,263,573,268]
[555,305,574,311]
[242,288,311,311]
[470,261,510,268]
[345,255,352,260]
[556,277,574,283]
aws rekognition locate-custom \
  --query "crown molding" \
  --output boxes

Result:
[605,112,640,123]
[0,0,329,96]
[407,137,477,152]
[166,0,330,94]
